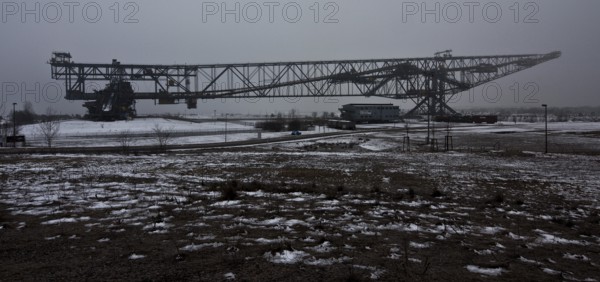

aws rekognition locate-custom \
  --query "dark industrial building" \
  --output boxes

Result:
[339,104,401,123]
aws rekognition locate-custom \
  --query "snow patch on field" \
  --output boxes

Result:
[128,254,145,260]
[41,217,90,225]
[535,230,588,245]
[359,139,398,151]
[21,118,251,136]
[180,242,224,252]
[264,250,309,264]
[466,265,506,276]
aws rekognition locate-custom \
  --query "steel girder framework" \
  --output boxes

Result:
[49,51,561,116]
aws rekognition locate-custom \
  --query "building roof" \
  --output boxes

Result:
[344,103,396,106]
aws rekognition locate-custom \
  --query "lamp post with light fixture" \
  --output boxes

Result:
[12,103,17,147]
[542,104,548,154]
[225,114,228,143]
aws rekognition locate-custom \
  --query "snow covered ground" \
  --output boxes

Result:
[15,118,600,149]
[453,121,600,134]
[20,118,252,136]
[16,118,342,147]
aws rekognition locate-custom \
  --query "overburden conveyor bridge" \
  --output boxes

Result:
[49,50,560,120]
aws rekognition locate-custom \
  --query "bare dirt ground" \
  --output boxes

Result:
[1,129,599,281]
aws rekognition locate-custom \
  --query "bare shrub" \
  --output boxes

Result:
[493,192,504,203]
[153,124,173,150]
[431,188,443,198]
[37,108,61,148]
[117,130,134,153]
[220,180,239,201]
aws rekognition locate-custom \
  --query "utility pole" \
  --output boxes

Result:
[542,104,548,153]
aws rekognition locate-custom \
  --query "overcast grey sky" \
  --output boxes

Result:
[1,0,599,117]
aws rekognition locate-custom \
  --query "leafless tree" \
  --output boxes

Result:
[37,108,61,148]
[22,101,36,124]
[3,110,22,137]
[1,121,9,138]
[289,108,297,118]
[117,130,134,153]
[153,124,173,150]
[23,101,34,114]
[1,121,8,146]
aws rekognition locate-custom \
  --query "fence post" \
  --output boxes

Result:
[445,135,453,151]
[431,138,438,152]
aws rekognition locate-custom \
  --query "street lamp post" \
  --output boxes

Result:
[542,104,548,154]
[225,114,228,143]
[12,103,17,147]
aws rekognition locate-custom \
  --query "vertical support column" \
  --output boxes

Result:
[445,135,453,151]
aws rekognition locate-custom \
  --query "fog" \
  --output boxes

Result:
[1,0,599,117]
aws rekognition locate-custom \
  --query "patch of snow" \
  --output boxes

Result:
[285,219,307,227]
[542,268,561,275]
[180,242,224,252]
[563,253,590,261]
[257,217,285,226]
[255,238,283,244]
[352,265,386,280]
[465,265,506,276]
[89,202,112,209]
[535,232,587,245]
[287,197,306,202]
[195,235,216,241]
[388,253,401,260]
[370,269,386,279]
[304,256,351,266]
[211,200,241,207]
[474,249,493,255]
[359,139,397,151]
[507,232,528,240]
[480,226,505,235]
[242,191,269,197]
[264,250,309,264]
[409,242,431,249]
[519,256,543,265]
[306,241,336,253]
[41,217,83,225]
[128,254,145,260]
[143,222,172,232]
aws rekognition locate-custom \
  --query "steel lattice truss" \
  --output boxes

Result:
[50,51,561,115]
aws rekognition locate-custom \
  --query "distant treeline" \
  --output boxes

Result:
[1,101,73,127]
[255,119,317,132]
[458,106,600,116]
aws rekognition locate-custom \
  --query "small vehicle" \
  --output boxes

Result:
[291,130,302,136]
